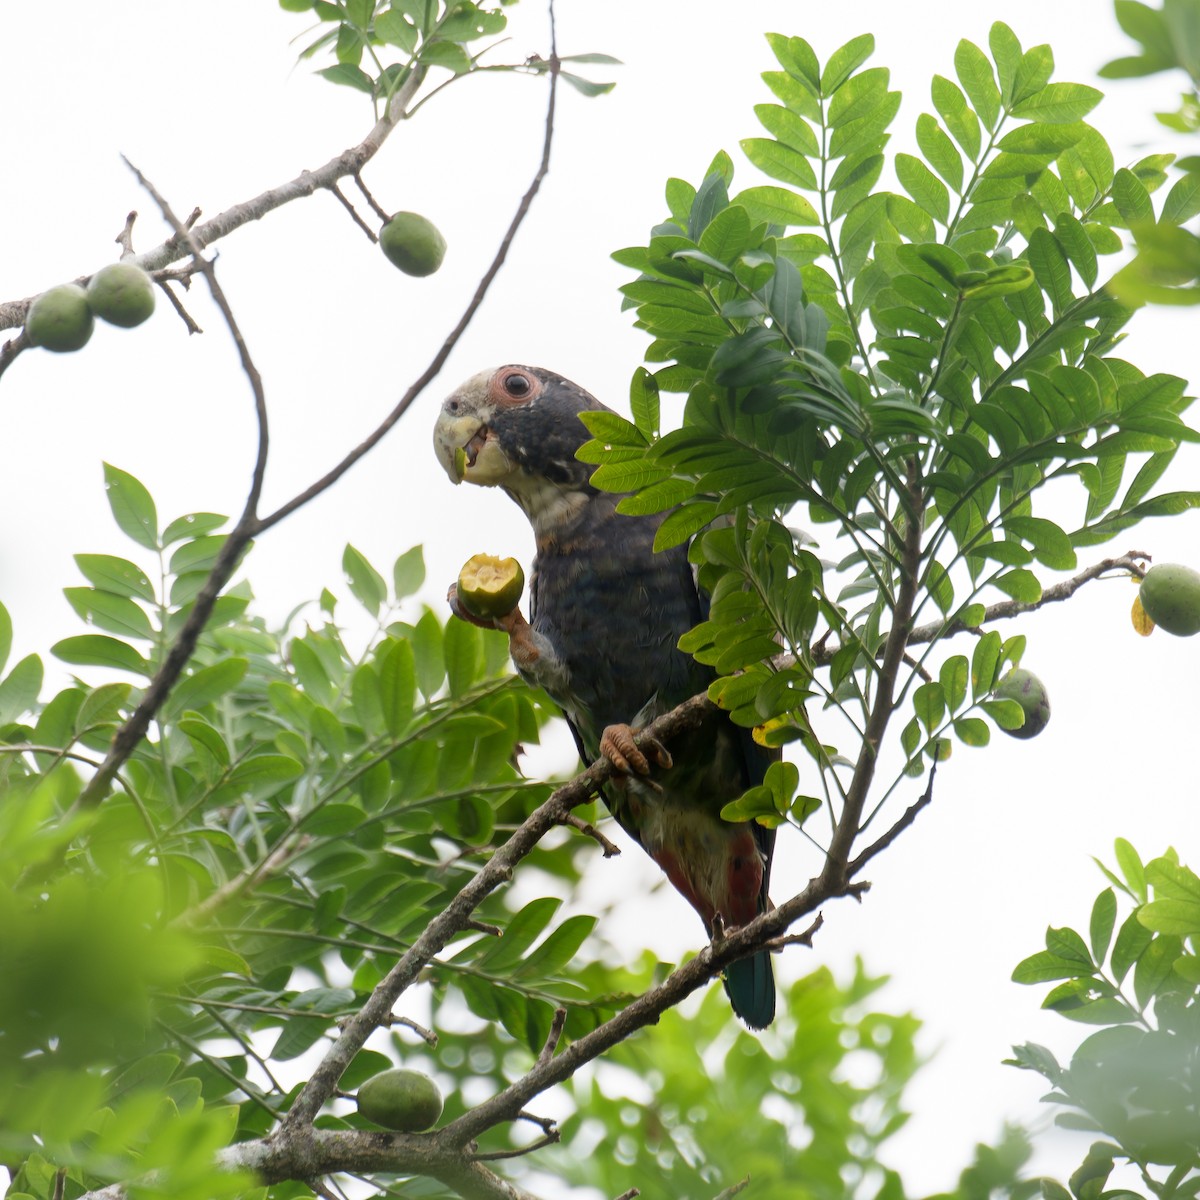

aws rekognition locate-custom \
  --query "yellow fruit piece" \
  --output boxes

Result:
[380,211,446,277]
[25,284,94,352]
[457,554,524,619]
[357,1068,443,1132]
[1131,593,1155,637]
[453,445,468,484]
[1138,563,1200,637]
[87,262,156,328]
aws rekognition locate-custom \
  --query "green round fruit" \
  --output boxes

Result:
[87,262,156,328]
[994,668,1051,740]
[380,211,446,277]
[457,554,525,619]
[1138,563,1200,637]
[357,1068,443,1132]
[25,284,94,352]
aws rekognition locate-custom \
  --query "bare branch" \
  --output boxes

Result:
[562,811,622,856]
[115,210,138,256]
[62,161,270,816]
[713,1180,751,1199]
[0,69,427,336]
[465,917,504,937]
[848,764,938,876]
[536,1008,568,1068]
[469,1131,561,1163]
[330,180,379,241]
[255,37,561,535]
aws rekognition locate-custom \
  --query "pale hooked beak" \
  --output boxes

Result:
[433,409,513,487]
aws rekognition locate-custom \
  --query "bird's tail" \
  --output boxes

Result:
[724,949,776,1030]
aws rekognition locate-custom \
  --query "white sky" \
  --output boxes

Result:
[2,2,1199,1196]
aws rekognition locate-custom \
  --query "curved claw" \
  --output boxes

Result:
[599,722,673,779]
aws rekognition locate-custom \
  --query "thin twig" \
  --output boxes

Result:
[115,211,137,256]
[536,1009,567,1068]
[469,1131,561,1162]
[562,811,621,857]
[255,39,560,535]
[848,764,938,876]
[465,917,504,937]
[62,160,270,816]
[330,181,378,241]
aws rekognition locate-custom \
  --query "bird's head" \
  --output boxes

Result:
[433,365,610,533]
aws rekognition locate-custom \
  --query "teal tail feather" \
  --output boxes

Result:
[724,949,775,1030]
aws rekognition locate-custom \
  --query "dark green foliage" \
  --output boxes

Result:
[596,23,1199,807]
[1010,840,1200,1198]
[279,0,616,108]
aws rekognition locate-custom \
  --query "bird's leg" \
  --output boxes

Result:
[599,723,673,777]
[447,585,555,682]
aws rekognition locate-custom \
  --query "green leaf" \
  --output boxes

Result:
[52,635,148,675]
[393,545,426,599]
[954,39,1001,130]
[939,655,968,712]
[933,74,981,157]
[732,186,820,226]
[103,464,158,550]
[1011,82,1103,124]
[227,754,304,796]
[896,153,950,223]
[75,554,155,602]
[952,716,990,746]
[1012,950,1095,983]
[629,367,660,439]
[915,112,964,191]
[379,639,415,737]
[63,588,155,641]
[375,9,418,52]
[316,62,374,92]
[343,544,387,616]
[821,33,875,94]
[1089,888,1117,963]
[995,569,1042,603]
[740,138,817,191]
[477,898,562,972]
[971,631,1002,699]
[1111,909,1153,983]
[169,658,248,714]
[1112,167,1154,225]
[1115,837,1147,902]
[514,914,597,979]
[161,512,227,545]
[0,600,10,678]
[654,502,717,551]
[0,654,43,725]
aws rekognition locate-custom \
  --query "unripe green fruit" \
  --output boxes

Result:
[25,284,94,352]
[994,668,1050,740]
[457,554,525,619]
[380,212,446,276]
[357,1068,443,1132]
[1138,563,1200,636]
[87,262,156,328]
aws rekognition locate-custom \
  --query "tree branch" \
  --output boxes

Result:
[45,31,563,826]
[0,69,427,336]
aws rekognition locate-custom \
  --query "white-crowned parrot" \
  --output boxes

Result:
[433,364,776,1028]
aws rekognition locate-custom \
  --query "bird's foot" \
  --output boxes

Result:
[599,723,673,778]
[447,585,542,674]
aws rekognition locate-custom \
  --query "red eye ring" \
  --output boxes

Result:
[490,365,542,407]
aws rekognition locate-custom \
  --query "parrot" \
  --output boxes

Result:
[433,364,777,1029]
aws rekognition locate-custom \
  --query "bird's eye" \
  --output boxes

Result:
[448,399,460,413]
[504,373,531,397]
